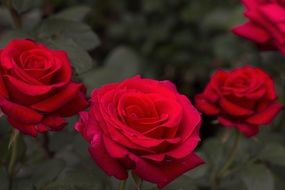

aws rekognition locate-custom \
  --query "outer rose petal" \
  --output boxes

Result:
[246,102,283,125]
[160,80,178,92]
[31,83,84,112]
[56,92,88,117]
[232,22,270,44]
[0,99,43,124]
[218,117,259,137]
[156,153,204,189]
[89,134,128,180]
[142,136,200,161]
[220,97,253,116]
[237,123,259,137]
[42,115,67,130]
[4,75,55,96]
[218,117,236,128]
[8,118,38,136]
[195,95,219,115]
[0,76,8,98]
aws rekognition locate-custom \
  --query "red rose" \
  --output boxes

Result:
[75,76,203,188]
[232,0,285,54]
[0,39,88,136]
[195,66,283,137]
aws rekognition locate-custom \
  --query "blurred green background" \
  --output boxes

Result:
[1,0,285,189]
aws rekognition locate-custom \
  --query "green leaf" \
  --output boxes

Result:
[184,164,207,179]
[0,136,10,166]
[0,30,32,48]
[240,164,274,190]
[259,142,285,166]
[52,6,91,21]
[202,9,232,31]
[45,38,94,74]
[12,0,41,13]
[163,175,198,190]
[32,159,65,189]
[0,6,13,27]
[44,160,111,190]
[212,34,243,61]
[81,46,140,92]
[0,167,8,190]
[38,18,100,51]
[201,138,225,173]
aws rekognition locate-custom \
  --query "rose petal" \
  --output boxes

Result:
[56,92,88,117]
[156,153,204,189]
[42,115,67,130]
[246,102,283,125]
[161,80,177,92]
[218,117,236,128]
[130,155,168,186]
[260,4,285,31]
[142,136,200,161]
[8,118,37,137]
[195,95,220,115]
[232,22,270,44]
[0,99,42,124]
[0,76,8,98]
[32,83,84,112]
[178,95,201,140]
[237,123,259,137]
[89,134,128,180]
[220,97,253,116]
[4,75,55,96]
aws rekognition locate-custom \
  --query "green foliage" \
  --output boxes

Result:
[81,46,140,93]
[12,0,41,13]
[240,164,274,190]
[0,0,285,190]
[52,6,91,22]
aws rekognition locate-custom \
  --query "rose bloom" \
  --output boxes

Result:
[75,76,203,188]
[195,66,283,137]
[232,0,285,54]
[0,39,88,136]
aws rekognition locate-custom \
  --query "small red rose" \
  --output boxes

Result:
[75,76,203,189]
[196,66,283,137]
[0,39,88,136]
[232,0,285,54]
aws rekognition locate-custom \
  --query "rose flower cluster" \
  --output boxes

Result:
[0,39,283,188]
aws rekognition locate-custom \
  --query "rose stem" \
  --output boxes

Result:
[212,130,241,190]
[7,129,20,190]
[42,133,54,158]
[4,0,22,29]
[119,179,127,190]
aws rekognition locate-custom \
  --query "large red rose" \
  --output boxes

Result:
[0,39,88,136]
[75,76,203,189]
[232,0,285,54]
[195,66,283,137]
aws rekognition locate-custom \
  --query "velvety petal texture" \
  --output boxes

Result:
[232,0,285,55]
[75,76,204,189]
[0,39,88,136]
[195,66,283,137]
